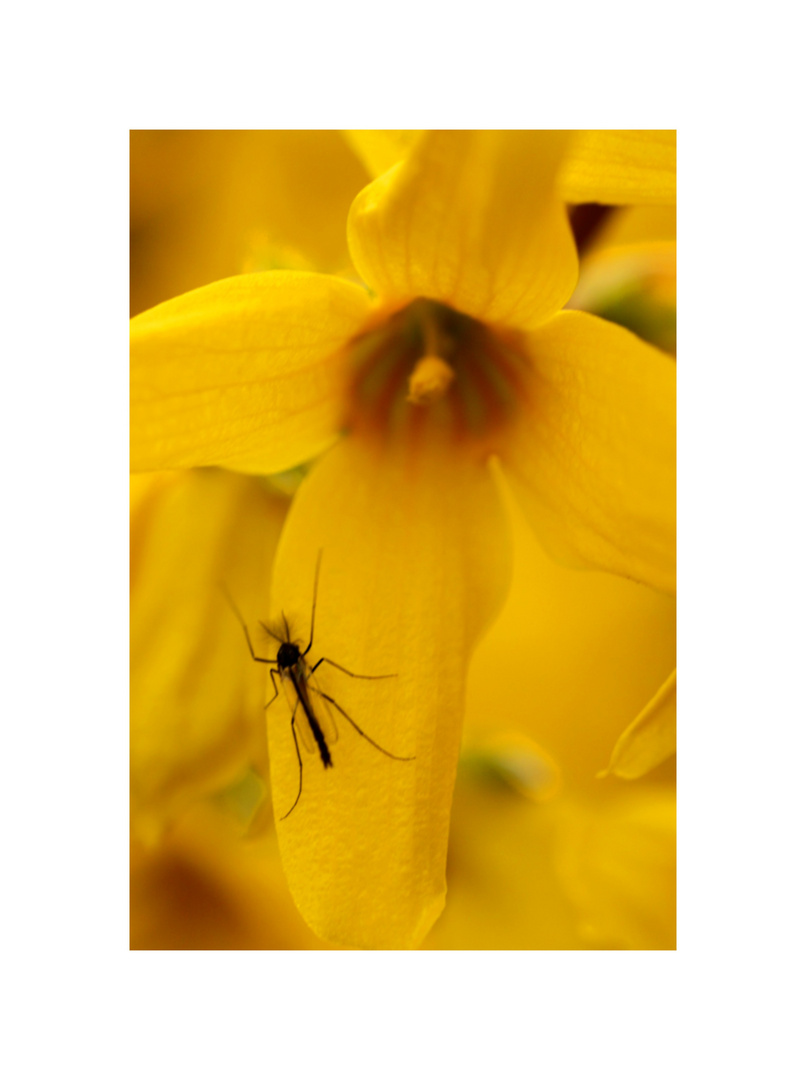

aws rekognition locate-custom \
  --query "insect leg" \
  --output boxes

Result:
[302,549,324,656]
[279,699,304,821]
[308,686,415,761]
[309,656,397,681]
[265,668,281,710]
[220,585,273,664]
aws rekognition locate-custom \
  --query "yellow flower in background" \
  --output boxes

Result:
[131,802,331,950]
[130,130,369,316]
[564,198,677,771]
[422,487,675,949]
[130,468,289,841]
[130,130,676,949]
[568,203,677,356]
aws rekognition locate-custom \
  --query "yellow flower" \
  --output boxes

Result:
[422,490,675,949]
[424,767,675,950]
[130,130,369,316]
[131,499,675,950]
[131,131,675,949]
[131,802,332,950]
[130,468,288,842]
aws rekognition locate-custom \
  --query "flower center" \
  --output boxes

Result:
[407,354,456,405]
[346,298,532,451]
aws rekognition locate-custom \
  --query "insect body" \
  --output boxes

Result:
[274,638,333,770]
[223,553,414,819]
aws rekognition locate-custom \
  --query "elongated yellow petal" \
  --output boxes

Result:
[263,434,511,949]
[600,670,677,779]
[131,271,370,473]
[348,130,578,331]
[499,311,676,593]
[558,130,676,205]
[131,469,287,840]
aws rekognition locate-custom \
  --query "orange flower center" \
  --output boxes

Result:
[345,299,533,453]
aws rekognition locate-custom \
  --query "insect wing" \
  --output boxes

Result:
[280,671,316,755]
[307,668,340,749]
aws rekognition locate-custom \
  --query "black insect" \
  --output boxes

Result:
[223,553,414,819]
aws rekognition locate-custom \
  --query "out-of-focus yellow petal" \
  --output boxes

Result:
[592,204,677,249]
[555,787,676,949]
[130,804,331,949]
[499,310,676,593]
[460,732,562,804]
[465,479,675,790]
[423,770,586,949]
[348,130,579,331]
[571,205,677,354]
[261,434,511,949]
[428,500,676,948]
[130,469,288,840]
[558,130,676,205]
[131,272,370,474]
[571,242,677,307]
[569,241,677,356]
[342,130,423,178]
[425,754,675,949]
[131,130,370,316]
[600,670,677,779]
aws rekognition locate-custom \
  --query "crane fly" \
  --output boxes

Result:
[223,552,414,819]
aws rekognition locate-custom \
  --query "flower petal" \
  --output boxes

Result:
[348,130,579,331]
[558,130,676,206]
[568,241,677,356]
[464,477,676,790]
[555,787,676,949]
[131,804,332,949]
[342,130,423,178]
[499,310,676,592]
[422,770,587,949]
[600,670,677,779]
[265,434,512,949]
[131,271,370,473]
[590,204,677,249]
[130,469,287,840]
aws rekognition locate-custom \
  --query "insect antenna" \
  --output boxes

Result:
[259,620,285,646]
[303,548,324,656]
